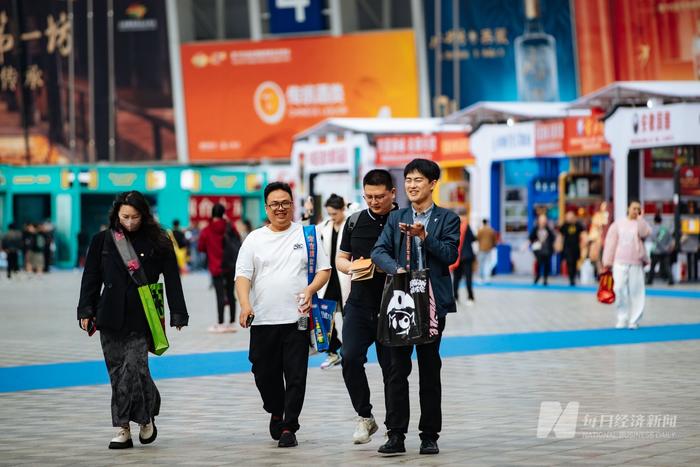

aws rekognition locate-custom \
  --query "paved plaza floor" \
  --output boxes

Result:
[1,271,700,466]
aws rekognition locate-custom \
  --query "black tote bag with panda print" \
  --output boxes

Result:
[377,234,438,347]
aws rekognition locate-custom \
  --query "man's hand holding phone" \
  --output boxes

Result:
[399,222,426,240]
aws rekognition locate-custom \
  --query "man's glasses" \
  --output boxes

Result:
[266,201,292,210]
[363,194,387,202]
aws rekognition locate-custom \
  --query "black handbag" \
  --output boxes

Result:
[378,232,438,347]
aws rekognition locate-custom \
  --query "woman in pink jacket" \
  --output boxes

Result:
[602,200,651,329]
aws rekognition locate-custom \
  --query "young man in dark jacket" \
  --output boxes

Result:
[372,158,460,456]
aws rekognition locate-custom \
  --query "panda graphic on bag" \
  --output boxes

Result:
[386,290,416,337]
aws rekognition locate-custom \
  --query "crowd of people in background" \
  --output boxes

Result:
[0,220,55,278]
[524,201,681,289]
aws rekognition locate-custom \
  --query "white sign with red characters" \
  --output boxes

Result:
[304,141,354,173]
[376,134,438,166]
[605,103,700,150]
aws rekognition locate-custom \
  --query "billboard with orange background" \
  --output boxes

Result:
[181,30,419,161]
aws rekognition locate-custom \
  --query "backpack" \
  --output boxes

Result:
[654,226,673,254]
[221,223,241,272]
[35,233,46,251]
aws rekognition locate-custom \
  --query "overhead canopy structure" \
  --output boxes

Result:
[444,101,589,128]
[569,81,700,109]
[294,117,466,140]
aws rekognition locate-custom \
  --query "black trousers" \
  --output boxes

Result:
[6,251,19,278]
[249,323,309,433]
[647,253,673,284]
[452,258,474,300]
[563,251,578,285]
[534,253,552,283]
[386,317,446,441]
[341,301,391,421]
[212,273,235,324]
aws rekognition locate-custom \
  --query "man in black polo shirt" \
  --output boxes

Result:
[336,169,398,445]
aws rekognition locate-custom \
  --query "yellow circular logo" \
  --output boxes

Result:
[254,81,286,125]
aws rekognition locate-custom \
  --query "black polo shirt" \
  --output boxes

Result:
[339,207,396,309]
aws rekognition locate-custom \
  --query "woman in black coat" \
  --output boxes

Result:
[77,191,188,449]
[529,214,556,286]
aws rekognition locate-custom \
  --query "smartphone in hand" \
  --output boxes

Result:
[245,314,255,327]
[87,319,97,336]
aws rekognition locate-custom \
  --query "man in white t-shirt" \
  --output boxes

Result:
[235,182,330,448]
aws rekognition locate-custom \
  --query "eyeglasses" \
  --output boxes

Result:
[363,194,387,202]
[266,201,292,210]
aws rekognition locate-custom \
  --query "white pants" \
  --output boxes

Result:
[612,263,646,326]
[477,251,492,283]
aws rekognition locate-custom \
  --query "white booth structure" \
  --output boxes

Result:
[574,82,700,281]
[291,118,466,212]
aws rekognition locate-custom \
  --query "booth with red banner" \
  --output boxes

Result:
[292,118,470,216]
[448,102,611,275]
[603,99,700,282]
[374,132,473,215]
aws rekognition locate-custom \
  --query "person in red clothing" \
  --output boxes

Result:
[198,203,241,333]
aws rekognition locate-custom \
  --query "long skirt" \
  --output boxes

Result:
[100,330,161,427]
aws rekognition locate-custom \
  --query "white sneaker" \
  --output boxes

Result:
[320,353,341,369]
[615,318,628,329]
[628,322,639,330]
[223,323,238,333]
[208,323,227,333]
[139,419,157,444]
[466,299,475,307]
[109,427,133,449]
[352,416,378,444]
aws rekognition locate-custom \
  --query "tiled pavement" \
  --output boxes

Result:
[1,271,700,466]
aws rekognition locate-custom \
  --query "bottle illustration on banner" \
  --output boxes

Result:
[514,0,559,101]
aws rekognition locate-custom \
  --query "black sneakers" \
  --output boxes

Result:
[419,439,439,455]
[378,435,405,455]
[269,415,283,441]
[278,430,297,448]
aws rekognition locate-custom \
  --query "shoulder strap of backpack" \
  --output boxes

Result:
[346,210,362,233]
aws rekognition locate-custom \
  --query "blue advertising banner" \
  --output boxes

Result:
[424,0,578,113]
[268,0,325,34]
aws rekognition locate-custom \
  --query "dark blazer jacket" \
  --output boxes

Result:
[529,225,555,257]
[371,205,461,317]
[77,230,189,330]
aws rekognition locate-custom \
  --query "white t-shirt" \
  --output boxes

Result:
[235,222,330,325]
